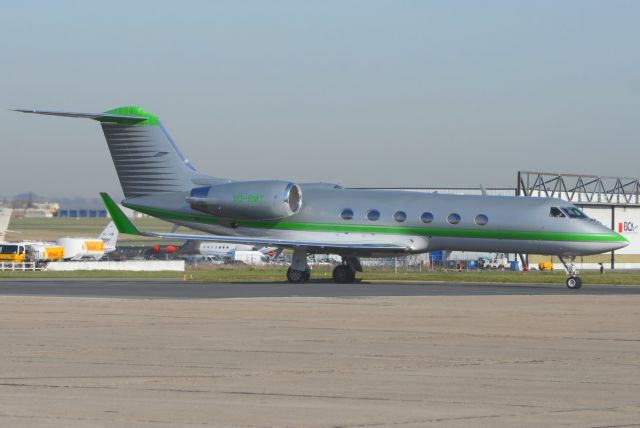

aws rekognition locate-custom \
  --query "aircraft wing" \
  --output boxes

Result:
[130,230,407,252]
[100,193,409,253]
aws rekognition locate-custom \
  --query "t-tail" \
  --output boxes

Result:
[14,106,222,198]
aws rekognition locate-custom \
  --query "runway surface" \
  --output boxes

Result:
[1,279,640,298]
[1,290,640,427]
[1,282,639,426]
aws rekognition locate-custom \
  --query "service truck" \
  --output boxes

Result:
[0,242,64,264]
[484,253,512,270]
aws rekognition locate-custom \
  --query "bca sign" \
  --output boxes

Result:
[619,222,640,233]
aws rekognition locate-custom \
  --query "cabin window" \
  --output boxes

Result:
[475,214,489,226]
[549,207,565,218]
[447,213,461,224]
[366,209,380,222]
[394,211,407,222]
[562,207,588,219]
[340,208,354,220]
[420,212,434,223]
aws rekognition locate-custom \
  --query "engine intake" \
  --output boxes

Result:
[187,180,302,220]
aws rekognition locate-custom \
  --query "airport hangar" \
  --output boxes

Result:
[364,171,640,270]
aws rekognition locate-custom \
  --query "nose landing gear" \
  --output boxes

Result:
[559,256,582,289]
[565,276,582,289]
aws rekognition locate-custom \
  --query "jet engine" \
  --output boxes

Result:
[187,180,302,220]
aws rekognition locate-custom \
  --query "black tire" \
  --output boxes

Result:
[287,267,306,283]
[304,268,311,281]
[332,265,355,283]
[566,276,582,289]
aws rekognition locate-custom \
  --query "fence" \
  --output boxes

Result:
[0,262,43,271]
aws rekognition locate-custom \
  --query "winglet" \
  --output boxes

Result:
[99,193,142,235]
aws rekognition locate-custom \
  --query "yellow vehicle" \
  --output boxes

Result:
[26,243,65,262]
[0,244,26,263]
[44,246,64,260]
[538,261,554,271]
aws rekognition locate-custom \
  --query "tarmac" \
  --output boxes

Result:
[0,280,639,427]
[2,279,640,298]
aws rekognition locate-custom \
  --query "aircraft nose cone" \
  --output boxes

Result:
[596,223,629,251]
[614,234,630,250]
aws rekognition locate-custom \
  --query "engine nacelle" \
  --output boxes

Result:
[187,180,302,220]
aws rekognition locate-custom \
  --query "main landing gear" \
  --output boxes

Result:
[286,249,362,284]
[332,264,355,283]
[558,256,582,289]
[330,256,362,283]
[286,267,310,283]
[286,248,311,283]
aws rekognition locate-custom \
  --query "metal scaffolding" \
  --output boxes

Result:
[517,171,640,206]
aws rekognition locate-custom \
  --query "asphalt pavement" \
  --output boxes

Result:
[0,279,639,298]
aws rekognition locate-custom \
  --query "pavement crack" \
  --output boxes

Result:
[219,390,422,402]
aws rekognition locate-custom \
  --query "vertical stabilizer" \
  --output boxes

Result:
[14,106,222,199]
[99,106,202,198]
[98,221,119,253]
[0,208,12,242]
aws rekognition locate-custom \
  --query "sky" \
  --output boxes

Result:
[1,0,638,200]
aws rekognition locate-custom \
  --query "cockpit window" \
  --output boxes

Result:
[563,207,588,219]
[549,207,565,218]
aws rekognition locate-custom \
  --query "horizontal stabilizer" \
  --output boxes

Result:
[13,109,148,125]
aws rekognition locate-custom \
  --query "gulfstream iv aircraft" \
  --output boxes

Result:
[16,106,628,288]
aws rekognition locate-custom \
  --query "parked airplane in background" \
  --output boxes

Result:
[17,106,629,288]
[179,240,282,261]
[180,241,253,258]
[0,208,12,242]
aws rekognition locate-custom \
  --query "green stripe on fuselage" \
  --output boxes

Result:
[123,202,626,243]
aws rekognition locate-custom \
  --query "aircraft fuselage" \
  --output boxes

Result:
[122,185,626,258]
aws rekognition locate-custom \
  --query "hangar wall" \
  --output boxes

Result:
[612,206,640,255]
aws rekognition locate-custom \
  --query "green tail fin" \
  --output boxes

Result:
[99,193,141,236]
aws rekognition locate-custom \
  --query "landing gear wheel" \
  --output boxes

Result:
[566,276,582,289]
[332,265,355,283]
[287,267,306,283]
[559,256,583,289]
